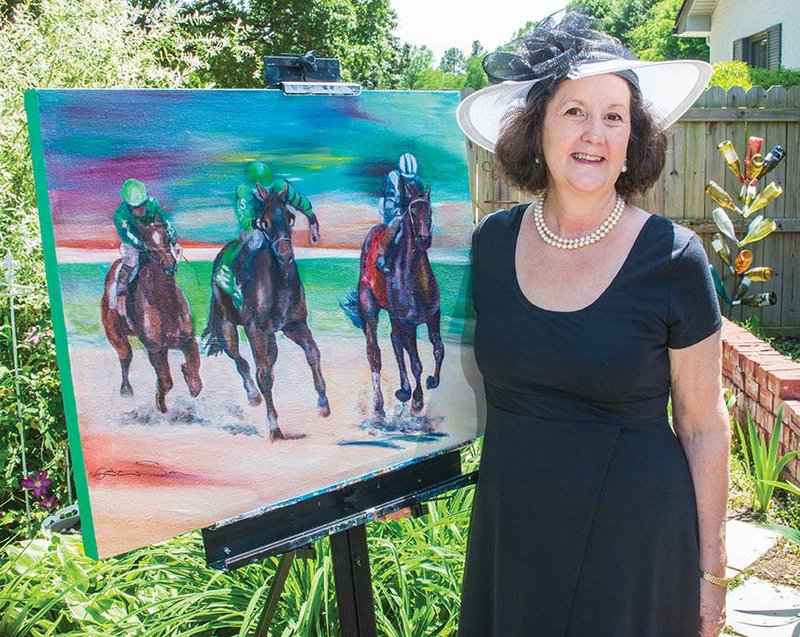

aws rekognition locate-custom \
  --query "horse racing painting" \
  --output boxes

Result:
[25,88,482,559]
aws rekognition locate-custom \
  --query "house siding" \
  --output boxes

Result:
[709,0,800,68]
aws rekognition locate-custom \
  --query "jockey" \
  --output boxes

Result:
[113,178,181,317]
[214,161,320,308]
[376,152,424,272]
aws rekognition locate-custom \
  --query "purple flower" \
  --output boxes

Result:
[21,470,52,499]
[38,494,59,511]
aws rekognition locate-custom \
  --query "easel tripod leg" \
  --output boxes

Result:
[255,550,296,637]
[330,524,377,637]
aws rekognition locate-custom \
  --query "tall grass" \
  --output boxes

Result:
[0,443,480,635]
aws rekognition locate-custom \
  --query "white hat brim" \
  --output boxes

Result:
[456,59,712,153]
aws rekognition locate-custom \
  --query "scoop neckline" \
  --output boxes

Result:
[511,204,657,315]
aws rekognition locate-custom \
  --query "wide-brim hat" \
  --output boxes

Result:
[456,11,712,153]
[457,59,711,153]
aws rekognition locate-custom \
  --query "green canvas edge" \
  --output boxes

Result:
[24,89,100,560]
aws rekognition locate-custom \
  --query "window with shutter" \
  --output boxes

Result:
[766,24,781,69]
[742,24,781,69]
[733,38,744,62]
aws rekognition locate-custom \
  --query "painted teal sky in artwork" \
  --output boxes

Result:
[36,89,470,245]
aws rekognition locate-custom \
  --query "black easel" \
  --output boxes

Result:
[203,449,477,636]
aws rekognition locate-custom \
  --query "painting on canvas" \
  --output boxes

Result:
[26,88,481,559]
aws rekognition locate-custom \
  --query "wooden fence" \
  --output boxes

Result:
[464,86,800,334]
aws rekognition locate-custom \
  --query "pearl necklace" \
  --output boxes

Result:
[532,191,626,250]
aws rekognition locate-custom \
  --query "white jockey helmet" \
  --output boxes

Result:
[398,153,418,178]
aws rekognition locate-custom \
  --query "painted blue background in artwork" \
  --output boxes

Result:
[36,89,470,244]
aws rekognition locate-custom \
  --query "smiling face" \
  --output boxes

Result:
[541,74,632,198]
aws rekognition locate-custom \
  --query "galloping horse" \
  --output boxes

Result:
[341,182,444,419]
[202,184,330,441]
[101,223,203,413]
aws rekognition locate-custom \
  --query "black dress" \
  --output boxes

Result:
[459,206,722,637]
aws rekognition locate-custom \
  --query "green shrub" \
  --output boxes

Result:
[749,66,800,89]
[0,0,245,541]
[709,61,752,90]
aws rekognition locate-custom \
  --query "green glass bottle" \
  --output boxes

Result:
[709,264,731,304]
[738,217,777,247]
[735,291,777,307]
[732,277,751,302]
[711,233,732,271]
[712,207,738,244]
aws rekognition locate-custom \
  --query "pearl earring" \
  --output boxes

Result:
[621,160,628,173]
[534,156,541,165]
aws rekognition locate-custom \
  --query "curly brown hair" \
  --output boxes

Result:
[493,77,667,199]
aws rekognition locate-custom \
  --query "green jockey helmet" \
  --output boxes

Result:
[248,161,274,187]
[120,179,148,207]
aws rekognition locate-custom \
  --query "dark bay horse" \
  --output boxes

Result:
[202,184,330,441]
[101,223,203,413]
[341,182,444,419]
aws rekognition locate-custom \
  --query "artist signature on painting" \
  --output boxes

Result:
[92,460,196,481]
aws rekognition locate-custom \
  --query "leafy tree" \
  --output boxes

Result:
[628,0,708,61]
[465,54,488,90]
[0,0,238,540]
[439,46,466,74]
[567,0,706,60]
[470,39,485,58]
[183,0,402,89]
[398,43,435,89]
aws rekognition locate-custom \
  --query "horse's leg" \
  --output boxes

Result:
[219,316,261,407]
[359,287,384,419]
[389,318,412,403]
[102,302,134,396]
[282,320,330,417]
[147,348,173,413]
[425,310,445,390]
[246,327,283,440]
[179,336,203,398]
[398,321,425,414]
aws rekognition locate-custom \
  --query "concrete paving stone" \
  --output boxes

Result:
[726,577,800,636]
[727,519,781,577]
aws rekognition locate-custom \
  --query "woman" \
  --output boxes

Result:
[456,12,730,637]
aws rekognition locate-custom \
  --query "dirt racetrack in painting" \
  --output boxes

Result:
[71,332,482,558]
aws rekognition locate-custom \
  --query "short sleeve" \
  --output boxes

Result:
[667,233,722,349]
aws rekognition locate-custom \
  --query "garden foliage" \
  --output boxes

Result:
[0,0,245,541]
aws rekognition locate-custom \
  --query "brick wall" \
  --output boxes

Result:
[721,318,800,482]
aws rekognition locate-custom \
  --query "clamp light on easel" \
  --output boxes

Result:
[264,50,361,96]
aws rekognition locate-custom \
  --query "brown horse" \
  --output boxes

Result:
[341,182,444,419]
[202,184,330,441]
[101,223,203,413]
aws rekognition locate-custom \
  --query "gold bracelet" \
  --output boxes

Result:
[700,570,730,587]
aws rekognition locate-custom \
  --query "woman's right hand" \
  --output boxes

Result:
[699,579,726,636]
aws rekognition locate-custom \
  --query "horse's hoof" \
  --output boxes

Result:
[120,384,133,397]
[182,365,203,397]
[318,397,331,417]
[411,399,424,415]
[426,375,439,390]
[395,388,412,402]
[157,400,168,414]
[248,393,262,407]
[270,428,286,442]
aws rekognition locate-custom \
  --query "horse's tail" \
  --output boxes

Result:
[200,296,225,356]
[339,289,362,329]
